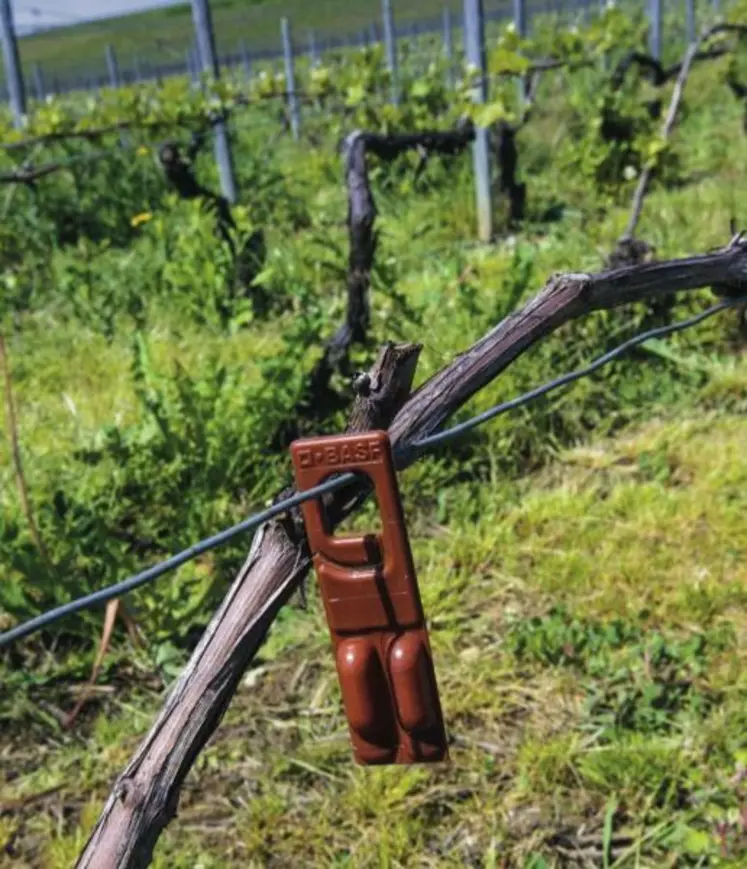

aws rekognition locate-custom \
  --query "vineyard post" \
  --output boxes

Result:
[309,30,320,67]
[513,0,527,38]
[382,0,400,105]
[105,44,122,88]
[0,0,26,129]
[649,0,662,59]
[187,49,199,88]
[240,40,251,79]
[464,0,494,242]
[443,7,455,89]
[281,17,301,140]
[686,0,696,43]
[32,63,45,101]
[190,0,239,204]
[513,0,529,100]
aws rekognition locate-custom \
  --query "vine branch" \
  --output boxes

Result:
[77,232,747,869]
[623,24,747,241]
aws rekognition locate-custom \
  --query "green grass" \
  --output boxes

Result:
[2,18,747,868]
[3,412,747,867]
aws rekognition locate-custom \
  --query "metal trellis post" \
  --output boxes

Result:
[382,0,400,105]
[32,63,45,101]
[686,0,696,43]
[281,17,301,140]
[190,0,238,204]
[0,0,26,128]
[649,0,662,60]
[309,30,320,67]
[443,7,455,89]
[464,0,493,242]
[105,44,121,88]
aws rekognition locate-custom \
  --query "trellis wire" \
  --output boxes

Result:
[1,295,743,649]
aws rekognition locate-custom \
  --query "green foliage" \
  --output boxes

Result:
[508,606,732,738]
[5,412,747,865]
[3,12,747,865]
[134,198,260,330]
[1,5,742,651]
[560,71,673,198]
[0,332,278,642]
[506,605,641,668]
[530,9,686,198]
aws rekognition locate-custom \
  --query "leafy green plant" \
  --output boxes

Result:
[508,607,733,738]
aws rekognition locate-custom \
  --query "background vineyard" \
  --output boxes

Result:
[2,1,747,866]
[0,0,711,99]
[2,0,634,97]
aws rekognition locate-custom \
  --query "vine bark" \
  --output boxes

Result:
[78,234,747,868]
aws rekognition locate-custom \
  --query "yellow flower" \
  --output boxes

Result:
[136,145,150,157]
[130,212,153,228]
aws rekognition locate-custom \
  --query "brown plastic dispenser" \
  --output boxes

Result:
[290,430,448,766]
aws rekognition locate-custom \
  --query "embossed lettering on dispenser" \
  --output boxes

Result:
[290,430,448,766]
